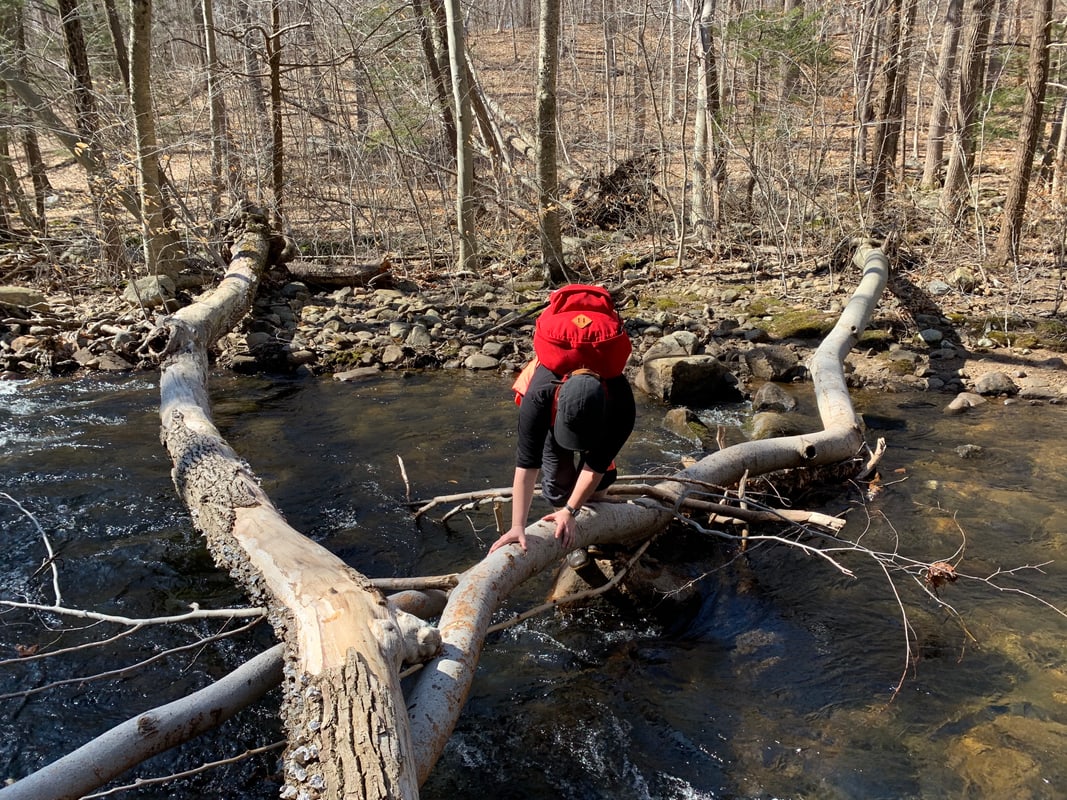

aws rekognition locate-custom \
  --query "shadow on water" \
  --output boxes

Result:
[3,374,1067,798]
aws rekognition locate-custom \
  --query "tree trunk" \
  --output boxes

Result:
[0,82,36,231]
[869,0,917,214]
[201,0,243,214]
[992,0,1053,265]
[129,0,184,279]
[537,0,567,284]
[2,1,49,230]
[920,0,964,189]
[412,0,457,157]
[56,0,128,269]
[602,0,617,168]
[940,0,996,223]
[851,0,879,176]
[1050,95,1067,200]
[690,0,722,241]
[268,0,285,225]
[443,0,478,271]
[237,0,272,193]
[100,0,130,89]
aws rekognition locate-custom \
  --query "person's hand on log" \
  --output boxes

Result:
[489,525,528,554]
[542,506,578,550]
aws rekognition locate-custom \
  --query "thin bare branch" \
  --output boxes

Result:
[0,617,264,701]
[1,492,62,606]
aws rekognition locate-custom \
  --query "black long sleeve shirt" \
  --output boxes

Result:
[515,364,636,473]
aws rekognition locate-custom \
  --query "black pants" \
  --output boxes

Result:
[540,435,617,507]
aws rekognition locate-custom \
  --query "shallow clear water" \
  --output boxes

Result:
[2,373,1066,799]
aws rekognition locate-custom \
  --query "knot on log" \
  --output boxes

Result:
[140,317,192,361]
[377,611,441,667]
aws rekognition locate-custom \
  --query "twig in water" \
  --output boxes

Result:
[2,492,62,606]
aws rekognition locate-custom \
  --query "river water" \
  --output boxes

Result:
[1,372,1066,799]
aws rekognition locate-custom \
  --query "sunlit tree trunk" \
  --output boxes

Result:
[992,0,1053,265]
[1050,97,1067,200]
[0,95,36,231]
[130,0,183,278]
[537,0,567,283]
[237,0,271,198]
[602,0,617,168]
[443,0,478,270]
[690,0,723,241]
[940,0,995,223]
[12,7,50,229]
[920,0,963,189]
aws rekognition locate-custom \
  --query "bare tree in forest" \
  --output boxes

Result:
[236,0,272,198]
[869,0,917,214]
[1050,94,1067,200]
[412,0,457,156]
[268,0,285,224]
[443,0,477,270]
[851,0,884,173]
[56,0,128,270]
[992,0,1053,265]
[690,0,723,241]
[537,0,567,283]
[130,0,184,278]
[939,0,995,224]
[201,0,243,214]
[428,0,459,159]
[1,0,49,230]
[0,89,36,231]
[100,0,130,89]
[602,0,618,168]
[920,0,963,189]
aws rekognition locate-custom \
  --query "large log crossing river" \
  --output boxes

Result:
[2,372,1065,799]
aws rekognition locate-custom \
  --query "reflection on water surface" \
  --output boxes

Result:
[1,373,1066,799]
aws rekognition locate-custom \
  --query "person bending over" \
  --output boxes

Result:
[489,365,635,553]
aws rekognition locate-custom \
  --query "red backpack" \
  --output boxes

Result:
[532,284,631,379]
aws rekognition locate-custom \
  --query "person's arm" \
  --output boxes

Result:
[542,465,602,549]
[489,466,539,553]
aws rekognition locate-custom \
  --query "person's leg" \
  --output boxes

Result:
[540,436,577,507]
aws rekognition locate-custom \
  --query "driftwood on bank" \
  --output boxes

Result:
[1,239,889,800]
[285,257,392,288]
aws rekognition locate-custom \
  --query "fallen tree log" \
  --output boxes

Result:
[145,207,439,800]
[285,258,392,288]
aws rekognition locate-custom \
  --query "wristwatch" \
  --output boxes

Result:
[564,503,581,517]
